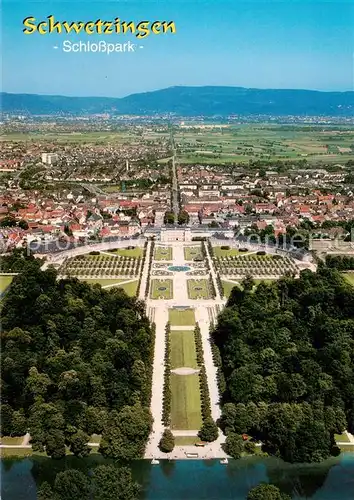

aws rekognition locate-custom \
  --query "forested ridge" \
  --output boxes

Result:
[213,268,354,463]
[0,253,154,460]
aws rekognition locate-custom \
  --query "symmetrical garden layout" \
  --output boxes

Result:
[144,240,305,460]
[58,248,143,296]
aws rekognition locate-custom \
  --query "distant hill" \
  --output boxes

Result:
[1,86,353,116]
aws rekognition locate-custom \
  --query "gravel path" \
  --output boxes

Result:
[138,240,152,299]
[144,305,168,459]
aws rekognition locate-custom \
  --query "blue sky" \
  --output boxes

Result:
[2,0,353,96]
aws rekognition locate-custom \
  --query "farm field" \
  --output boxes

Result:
[0,275,14,294]
[1,130,139,144]
[184,246,203,261]
[169,308,196,326]
[150,279,173,299]
[170,330,198,369]
[170,373,202,430]
[102,185,122,193]
[175,124,354,165]
[154,246,173,261]
[187,279,211,299]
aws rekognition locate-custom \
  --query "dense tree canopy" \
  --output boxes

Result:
[214,268,354,462]
[37,465,140,500]
[0,258,154,459]
[247,483,291,500]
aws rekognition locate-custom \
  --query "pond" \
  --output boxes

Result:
[168,266,191,272]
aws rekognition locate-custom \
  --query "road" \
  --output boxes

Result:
[170,127,179,220]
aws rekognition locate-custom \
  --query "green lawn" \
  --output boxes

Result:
[0,447,33,458]
[154,246,172,261]
[213,247,246,258]
[0,445,84,459]
[0,275,14,294]
[109,247,143,258]
[150,279,173,299]
[83,254,111,259]
[222,279,276,298]
[117,281,139,297]
[335,433,350,443]
[89,434,101,444]
[103,185,121,193]
[253,279,276,287]
[170,330,198,369]
[222,280,240,298]
[169,308,196,326]
[187,279,210,299]
[184,246,203,261]
[174,436,199,446]
[83,278,139,296]
[339,445,354,452]
[170,373,202,430]
[0,437,24,445]
[343,273,354,286]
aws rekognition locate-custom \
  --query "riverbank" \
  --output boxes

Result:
[2,454,354,500]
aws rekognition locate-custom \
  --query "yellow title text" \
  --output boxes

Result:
[23,16,177,38]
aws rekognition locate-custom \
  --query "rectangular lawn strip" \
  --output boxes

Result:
[213,247,247,258]
[184,246,203,261]
[117,280,139,297]
[339,445,354,452]
[0,437,24,445]
[343,273,354,286]
[222,279,276,297]
[82,278,128,286]
[82,278,138,296]
[170,330,198,369]
[0,275,14,294]
[222,280,240,298]
[150,279,173,299]
[253,279,276,287]
[335,433,350,443]
[109,247,143,258]
[0,448,33,458]
[174,436,199,446]
[169,308,196,326]
[170,373,202,430]
[187,279,210,299]
[154,246,172,261]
